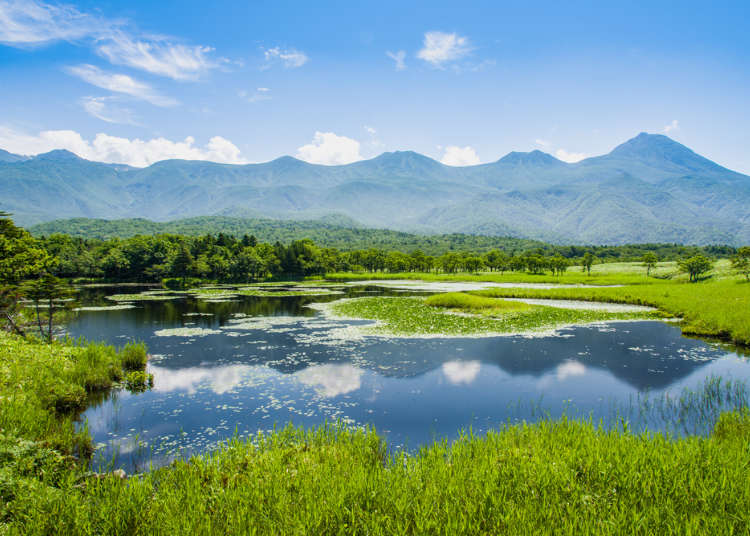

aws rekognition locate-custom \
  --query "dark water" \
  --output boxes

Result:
[67,284,750,471]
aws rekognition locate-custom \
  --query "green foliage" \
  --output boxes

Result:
[641,252,658,276]
[678,254,714,282]
[120,342,148,372]
[124,370,154,393]
[731,246,750,281]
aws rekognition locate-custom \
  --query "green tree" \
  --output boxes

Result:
[731,247,750,281]
[581,252,596,275]
[678,255,714,282]
[463,256,484,274]
[550,255,569,276]
[641,252,658,277]
[22,274,73,342]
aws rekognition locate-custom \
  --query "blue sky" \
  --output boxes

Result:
[0,0,748,172]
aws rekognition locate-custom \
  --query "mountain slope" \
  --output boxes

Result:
[2,133,749,244]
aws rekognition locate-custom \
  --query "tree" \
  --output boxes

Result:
[549,255,569,276]
[678,255,714,282]
[170,245,195,285]
[581,252,596,275]
[641,252,658,277]
[463,256,484,274]
[731,246,750,281]
[22,274,73,342]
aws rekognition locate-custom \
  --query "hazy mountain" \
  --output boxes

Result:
[0,149,27,163]
[2,133,749,244]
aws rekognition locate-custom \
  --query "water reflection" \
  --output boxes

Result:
[296,364,363,397]
[68,284,750,471]
[442,361,481,385]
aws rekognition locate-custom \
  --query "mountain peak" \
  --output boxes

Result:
[497,149,563,166]
[610,132,690,158]
[33,149,82,162]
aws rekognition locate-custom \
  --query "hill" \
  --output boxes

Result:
[5,133,750,245]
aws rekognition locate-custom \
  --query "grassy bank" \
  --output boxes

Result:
[8,415,750,534]
[470,279,750,345]
[0,333,149,525]
[326,296,657,336]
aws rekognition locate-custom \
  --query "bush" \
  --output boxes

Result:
[120,342,148,371]
[124,371,153,393]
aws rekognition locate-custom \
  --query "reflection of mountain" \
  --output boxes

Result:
[341,322,718,390]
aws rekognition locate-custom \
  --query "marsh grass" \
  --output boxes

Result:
[470,278,750,345]
[329,296,656,336]
[8,414,750,534]
[425,292,531,312]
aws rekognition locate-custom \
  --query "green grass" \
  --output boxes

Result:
[0,333,149,525]
[424,292,532,312]
[470,278,750,345]
[8,415,750,534]
[328,296,656,336]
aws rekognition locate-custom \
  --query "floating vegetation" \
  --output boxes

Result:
[107,293,183,302]
[74,304,137,311]
[320,296,658,337]
[189,287,344,299]
[153,327,222,337]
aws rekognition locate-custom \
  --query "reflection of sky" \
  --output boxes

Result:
[295,364,363,397]
[442,361,481,385]
[150,364,251,394]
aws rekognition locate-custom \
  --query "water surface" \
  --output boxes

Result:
[68,284,750,471]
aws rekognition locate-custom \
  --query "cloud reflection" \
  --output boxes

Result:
[296,364,363,397]
[150,364,249,394]
[442,360,481,385]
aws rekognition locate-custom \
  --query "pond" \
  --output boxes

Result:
[67,283,750,472]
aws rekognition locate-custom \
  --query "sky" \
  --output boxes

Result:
[0,0,749,172]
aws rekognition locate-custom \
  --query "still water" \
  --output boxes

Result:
[67,284,750,471]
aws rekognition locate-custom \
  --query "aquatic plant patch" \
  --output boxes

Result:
[325,296,656,336]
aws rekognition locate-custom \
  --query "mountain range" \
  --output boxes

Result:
[2,133,749,245]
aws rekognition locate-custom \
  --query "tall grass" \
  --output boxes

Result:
[8,414,750,534]
[471,278,750,345]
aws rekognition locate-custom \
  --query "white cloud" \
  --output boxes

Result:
[663,119,679,134]
[535,138,551,148]
[442,360,480,385]
[80,96,137,125]
[554,148,588,163]
[0,0,102,45]
[68,64,177,106]
[97,31,219,80]
[417,31,471,67]
[440,145,480,166]
[296,364,363,397]
[296,131,362,165]
[0,125,247,167]
[263,47,308,68]
[386,50,406,71]
[239,87,272,103]
[364,125,376,135]
[0,0,220,80]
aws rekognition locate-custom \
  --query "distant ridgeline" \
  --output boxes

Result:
[4,133,750,245]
